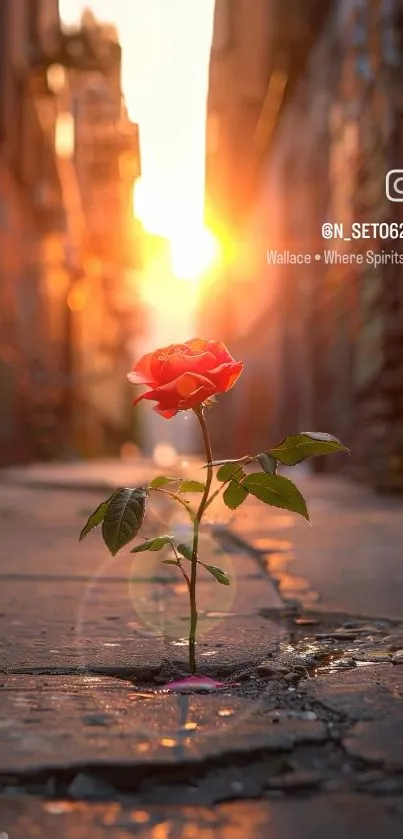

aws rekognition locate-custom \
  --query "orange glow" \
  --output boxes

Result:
[60,1,215,240]
[55,112,75,159]
[170,227,220,282]
[135,180,220,283]
[67,285,86,312]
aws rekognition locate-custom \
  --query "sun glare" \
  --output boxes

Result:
[170,227,220,282]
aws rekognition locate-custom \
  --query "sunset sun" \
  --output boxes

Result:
[170,227,220,282]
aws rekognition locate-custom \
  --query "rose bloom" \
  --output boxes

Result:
[127,338,243,418]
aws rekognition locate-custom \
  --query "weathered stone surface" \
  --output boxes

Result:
[344,718,403,771]
[0,577,283,676]
[0,478,283,680]
[302,666,403,721]
[256,662,289,677]
[0,676,327,775]
[230,474,403,620]
[2,795,403,838]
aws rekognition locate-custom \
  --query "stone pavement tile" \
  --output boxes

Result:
[344,718,403,771]
[0,503,281,591]
[2,795,403,839]
[0,478,283,675]
[0,675,326,774]
[0,577,283,674]
[0,482,282,607]
[301,665,403,722]
[228,475,403,620]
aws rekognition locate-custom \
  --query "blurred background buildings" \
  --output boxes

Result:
[201,0,403,491]
[0,0,142,464]
[1,0,403,494]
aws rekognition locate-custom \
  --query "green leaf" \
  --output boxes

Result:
[102,488,147,556]
[241,473,310,522]
[79,493,115,541]
[201,564,231,586]
[223,481,248,510]
[149,476,180,489]
[162,559,180,566]
[178,480,205,493]
[256,453,278,474]
[130,535,173,553]
[217,463,246,482]
[177,544,193,562]
[267,433,350,466]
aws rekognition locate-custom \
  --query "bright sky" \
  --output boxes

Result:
[59,0,215,239]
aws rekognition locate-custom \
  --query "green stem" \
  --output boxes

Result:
[171,541,191,592]
[189,406,214,673]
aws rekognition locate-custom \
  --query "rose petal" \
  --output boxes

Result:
[206,361,243,392]
[128,351,158,386]
[153,406,178,418]
[127,370,153,386]
[186,338,235,364]
[177,383,216,410]
[138,373,215,411]
[157,351,218,385]
[185,338,208,353]
[129,340,243,419]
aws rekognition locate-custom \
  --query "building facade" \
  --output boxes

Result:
[0,0,62,464]
[55,13,143,457]
[0,3,142,465]
[202,0,403,490]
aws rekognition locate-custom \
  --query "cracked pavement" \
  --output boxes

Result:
[1,459,403,837]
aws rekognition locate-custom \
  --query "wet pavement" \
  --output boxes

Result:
[1,460,403,836]
[2,795,403,839]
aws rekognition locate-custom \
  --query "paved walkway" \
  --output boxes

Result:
[1,459,403,837]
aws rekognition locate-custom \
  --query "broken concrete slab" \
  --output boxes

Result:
[344,718,403,772]
[301,666,403,722]
[0,584,284,677]
[0,675,327,776]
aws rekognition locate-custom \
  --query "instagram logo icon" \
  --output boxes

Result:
[386,170,403,201]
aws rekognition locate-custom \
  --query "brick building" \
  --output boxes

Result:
[52,13,143,457]
[201,0,403,491]
[0,3,142,464]
[0,0,61,464]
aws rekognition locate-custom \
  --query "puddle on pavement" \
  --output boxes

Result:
[283,619,400,678]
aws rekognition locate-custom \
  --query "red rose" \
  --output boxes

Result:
[127,338,243,418]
